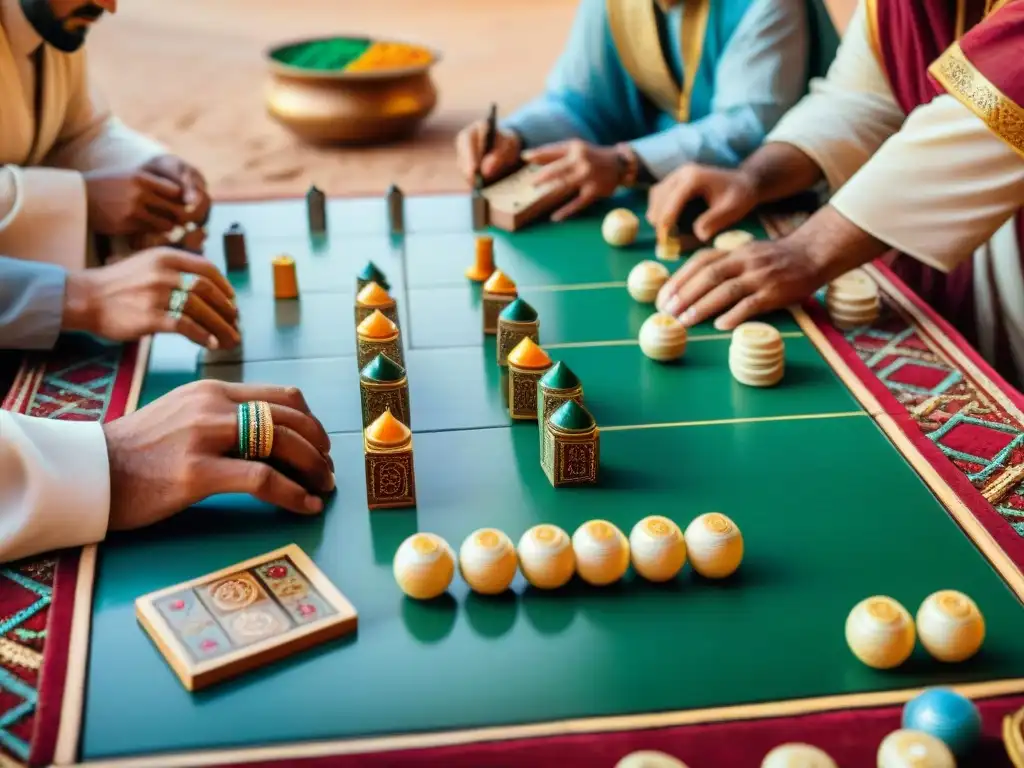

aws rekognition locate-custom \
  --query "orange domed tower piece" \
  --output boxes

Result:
[363,408,416,510]
[355,309,404,369]
[481,270,518,335]
[355,281,399,326]
[506,337,553,420]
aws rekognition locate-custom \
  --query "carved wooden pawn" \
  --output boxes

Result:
[356,310,403,369]
[542,400,599,488]
[496,298,539,366]
[359,353,411,429]
[306,184,327,235]
[506,337,552,420]
[223,223,248,270]
[364,410,416,509]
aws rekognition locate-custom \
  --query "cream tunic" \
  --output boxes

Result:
[0,0,165,269]
[767,2,1024,383]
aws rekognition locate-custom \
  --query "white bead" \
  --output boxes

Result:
[629,516,686,582]
[627,260,670,303]
[517,524,575,589]
[639,312,688,362]
[393,533,455,600]
[602,208,641,247]
[877,729,955,768]
[844,596,916,669]
[916,590,985,663]
[761,743,837,768]
[683,513,743,578]
[615,751,690,768]
[571,520,630,586]
[458,528,518,595]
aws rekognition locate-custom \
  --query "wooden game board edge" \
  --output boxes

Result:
[134,545,358,690]
[67,679,1024,767]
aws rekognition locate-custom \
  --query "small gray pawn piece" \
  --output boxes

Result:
[386,184,404,235]
[306,185,327,235]
[223,223,248,270]
[472,189,489,231]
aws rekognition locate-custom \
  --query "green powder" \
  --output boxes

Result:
[271,38,372,72]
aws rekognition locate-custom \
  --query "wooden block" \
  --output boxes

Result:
[135,544,357,692]
[480,164,575,232]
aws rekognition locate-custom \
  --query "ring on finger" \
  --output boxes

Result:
[237,400,274,460]
[167,288,188,320]
[179,272,197,292]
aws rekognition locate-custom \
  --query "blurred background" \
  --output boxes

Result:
[89,0,857,200]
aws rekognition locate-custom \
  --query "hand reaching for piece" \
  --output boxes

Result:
[455,121,521,184]
[84,166,190,236]
[62,247,240,349]
[142,154,212,226]
[646,164,759,242]
[523,140,623,221]
[102,381,335,530]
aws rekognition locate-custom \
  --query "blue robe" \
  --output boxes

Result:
[502,0,810,179]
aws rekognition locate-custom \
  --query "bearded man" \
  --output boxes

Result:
[0,0,209,270]
[647,0,1024,388]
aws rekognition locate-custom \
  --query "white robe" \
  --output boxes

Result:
[0,0,166,270]
[767,2,1024,383]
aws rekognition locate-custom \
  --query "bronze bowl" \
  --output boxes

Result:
[264,36,440,145]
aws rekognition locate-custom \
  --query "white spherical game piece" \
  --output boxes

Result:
[916,590,985,663]
[761,743,838,768]
[877,729,955,768]
[458,528,518,595]
[627,260,671,303]
[393,532,455,600]
[615,751,690,768]
[683,512,743,579]
[603,208,641,247]
[712,230,754,252]
[629,516,686,582]
[571,519,630,586]
[639,312,688,362]
[517,524,576,590]
[844,596,916,669]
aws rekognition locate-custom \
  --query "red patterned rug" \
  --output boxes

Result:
[0,337,139,768]
[1,261,1022,765]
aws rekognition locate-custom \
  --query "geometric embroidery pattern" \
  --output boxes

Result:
[0,337,123,767]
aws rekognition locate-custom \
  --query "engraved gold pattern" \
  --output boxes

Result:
[360,380,411,429]
[929,41,1024,158]
[211,577,259,612]
[497,323,539,367]
[509,369,546,419]
[231,608,284,639]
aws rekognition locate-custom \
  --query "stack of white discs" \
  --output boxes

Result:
[877,730,955,768]
[571,520,630,586]
[602,208,640,247]
[916,589,985,662]
[517,524,576,590]
[627,260,670,303]
[629,516,687,582]
[826,269,881,330]
[729,322,785,387]
[683,513,743,578]
[761,743,838,768]
[639,312,688,362]
[844,596,917,669]
[458,528,519,595]
[393,532,456,600]
[713,230,753,252]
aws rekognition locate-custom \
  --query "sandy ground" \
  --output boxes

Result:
[87,0,855,201]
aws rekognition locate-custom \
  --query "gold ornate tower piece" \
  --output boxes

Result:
[537,361,583,464]
[542,400,599,487]
[356,310,403,369]
[496,298,539,366]
[506,337,552,420]
[481,270,517,335]
[359,353,411,428]
[364,409,416,509]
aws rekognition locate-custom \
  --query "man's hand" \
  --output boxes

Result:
[523,140,622,221]
[103,381,335,530]
[655,205,890,330]
[143,155,211,226]
[455,122,521,184]
[84,166,190,236]
[646,164,759,242]
[62,247,240,349]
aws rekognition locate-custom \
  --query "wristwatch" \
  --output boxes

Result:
[614,143,640,188]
